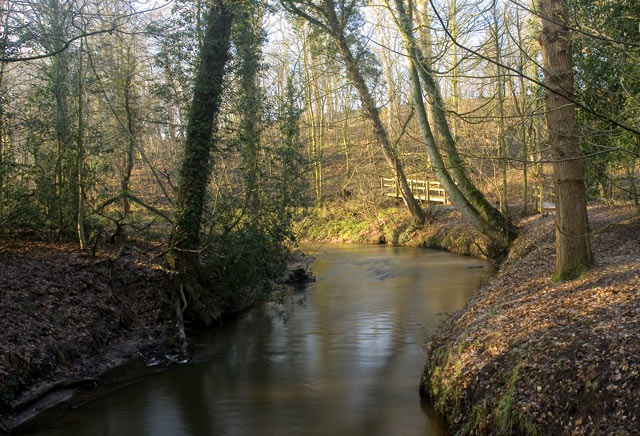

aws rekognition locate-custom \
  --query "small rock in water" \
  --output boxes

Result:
[285,267,315,284]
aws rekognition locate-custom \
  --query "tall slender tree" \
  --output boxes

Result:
[388,0,517,248]
[539,0,593,280]
[280,0,426,224]
[167,0,234,288]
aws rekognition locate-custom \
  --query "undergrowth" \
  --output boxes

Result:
[296,198,492,258]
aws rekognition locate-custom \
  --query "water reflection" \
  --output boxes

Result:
[28,244,492,436]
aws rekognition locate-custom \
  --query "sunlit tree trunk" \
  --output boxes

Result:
[389,0,516,246]
[391,0,511,247]
[539,0,593,281]
[300,23,323,201]
[374,7,397,138]
[492,3,508,214]
[415,0,436,129]
[447,0,461,137]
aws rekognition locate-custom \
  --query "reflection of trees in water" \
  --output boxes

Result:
[35,245,490,436]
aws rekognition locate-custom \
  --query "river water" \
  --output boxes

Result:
[28,243,492,436]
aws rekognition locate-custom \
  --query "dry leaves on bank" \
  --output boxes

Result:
[424,204,640,435]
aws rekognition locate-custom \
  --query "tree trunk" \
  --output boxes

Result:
[447,0,460,137]
[122,73,136,218]
[168,0,234,272]
[492,5,508,214]
[414,0,436,129]
[391,0,516,247]
[374,7,397,138]
[539,0,593,281]
[234,3,263,218]
[323,0,425,224]
[50,0,76,235]
[76,37,87,250]
[301,25,322,201]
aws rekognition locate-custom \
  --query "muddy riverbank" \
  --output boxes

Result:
[0,241,175,433]
[0,240,312,434]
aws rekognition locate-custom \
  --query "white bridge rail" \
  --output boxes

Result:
[380,177,449,204]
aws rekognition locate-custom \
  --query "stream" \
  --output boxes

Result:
[28,243,493,436]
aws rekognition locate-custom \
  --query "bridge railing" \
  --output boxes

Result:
[380,177,449,204]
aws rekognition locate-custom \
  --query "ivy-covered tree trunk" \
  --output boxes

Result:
[168,0,234,274]
[232,1,264,224]
[539,0,593,281]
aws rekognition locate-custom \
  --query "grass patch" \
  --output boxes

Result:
[495,366,538,436]
[297,198,490,257]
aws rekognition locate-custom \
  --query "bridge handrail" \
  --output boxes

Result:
[380,177,448,204]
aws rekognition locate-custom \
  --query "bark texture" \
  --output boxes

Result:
[323,0,425,224]
[539,0,593,281]
[169,1,234,271]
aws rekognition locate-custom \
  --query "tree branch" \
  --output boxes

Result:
[427,0,640,138]
[279,0,332,33]
[0,27,115,63]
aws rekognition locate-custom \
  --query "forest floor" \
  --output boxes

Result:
[0,238,313,434]
[421,203,640,435]
[0,240,177,433]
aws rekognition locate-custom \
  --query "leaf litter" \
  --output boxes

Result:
[422,203,640,435]
[0,240,175,429]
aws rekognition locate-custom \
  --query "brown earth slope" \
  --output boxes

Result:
[0,241,175,430]
[421,204,640,435]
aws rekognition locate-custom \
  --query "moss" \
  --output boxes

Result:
[496,371,517,433]
[427,343,468,421]
[551,262,591,283]
[463,400,490,433]
[495,366,538,436]
[297,199,491,259]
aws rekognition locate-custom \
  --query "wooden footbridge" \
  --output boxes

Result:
[380,177,449,204]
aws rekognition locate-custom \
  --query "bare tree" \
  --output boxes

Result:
[387,0,517,249]
[280,0,426,224]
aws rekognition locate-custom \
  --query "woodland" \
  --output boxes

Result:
[0,0,639,433]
